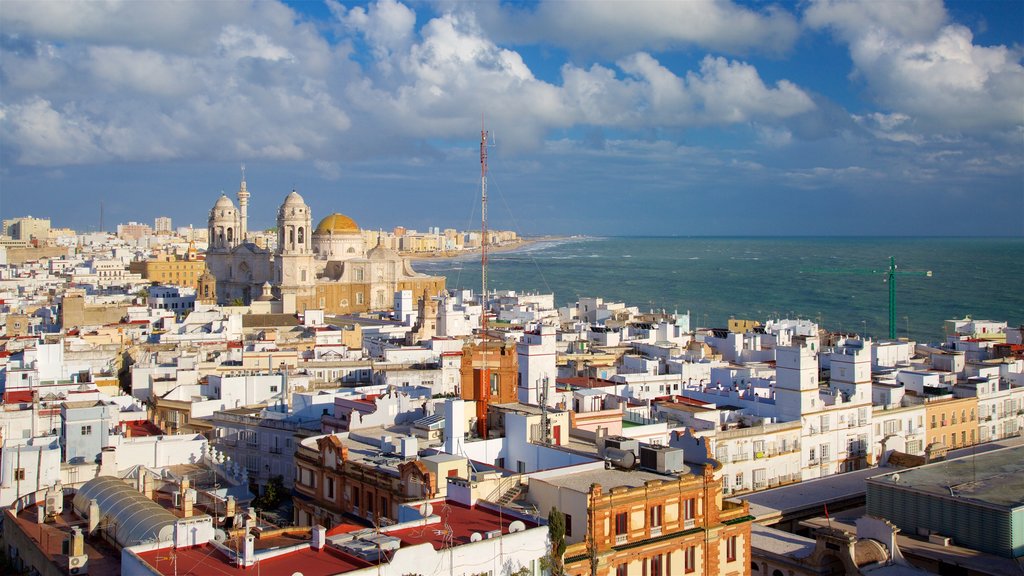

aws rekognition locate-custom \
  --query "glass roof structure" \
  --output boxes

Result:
[73,475,178,548]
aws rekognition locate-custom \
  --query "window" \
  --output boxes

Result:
[951,411,957,424]
[651,554,663,576]
[808,447,816,462]
[931,415,937,429]
[727,535,738,562]
[565,514,573,537]
[683,498,695,521]
[356,292,364,305]
[615,512,628,535]
[81,425,92,435]
[684,546,696,573]
[616,565,628,576]
[14,468,26,481]
[270,385,279,393]
[650,505,662,528]
[490,373,500,395]
[820,444,830,462]
[326,478,335,500]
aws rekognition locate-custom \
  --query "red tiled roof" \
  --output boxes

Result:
[125,420,165,437]
[136,543,370,576]
[387,503,536,551]
[325,523,364,537]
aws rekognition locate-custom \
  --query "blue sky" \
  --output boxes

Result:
[1,0,1021,236]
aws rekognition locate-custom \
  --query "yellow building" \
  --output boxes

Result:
[129,245,205,289]
[924,395,979,450]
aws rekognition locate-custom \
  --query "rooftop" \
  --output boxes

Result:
[540,467,681,493]
[867,444,1024,510]
[136,541,370,576]
[386,502,537,550]
[750,523,815,558]
[5,497,121,575]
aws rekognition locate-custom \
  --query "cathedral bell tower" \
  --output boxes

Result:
[237,164,250,242]
[275,190,315,306]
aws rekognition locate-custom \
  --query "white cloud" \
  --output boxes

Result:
[335,0,416,75]
[475,0,800,56]
[806,0,1024,136]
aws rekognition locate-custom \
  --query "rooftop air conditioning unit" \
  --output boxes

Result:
[68,554,89,575]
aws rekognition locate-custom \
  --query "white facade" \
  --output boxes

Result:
[517,323,557,406]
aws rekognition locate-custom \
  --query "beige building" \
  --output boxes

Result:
[129,244,205,288]
[204,175,444,313]
[3,216,50,242]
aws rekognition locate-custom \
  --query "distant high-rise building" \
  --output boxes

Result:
[3,216,51,242]
[154,216,173,234]
[117,221,153,241]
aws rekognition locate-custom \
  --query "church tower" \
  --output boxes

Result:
[237,165,250,241]
[275,190,315,305]
[208,194,240,252]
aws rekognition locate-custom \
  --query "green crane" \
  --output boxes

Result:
[804,256,932,339]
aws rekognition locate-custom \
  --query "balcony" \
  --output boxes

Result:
[650,526,662,537]
[615,534,628,545]
[269,446,283,454]
[683,518,695,529]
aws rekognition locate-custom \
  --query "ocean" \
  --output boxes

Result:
[413,237,1024,344]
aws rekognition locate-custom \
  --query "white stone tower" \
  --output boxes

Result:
[208,194,240,252]
[275,190,315,301]
[517,323,558,406]
[774,338,820,421]
[237,165,250,241]
[829,339,872,404]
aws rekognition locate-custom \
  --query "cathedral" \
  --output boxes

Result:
[201,175,445,315]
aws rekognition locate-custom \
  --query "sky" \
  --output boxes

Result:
[0,0,1021,236]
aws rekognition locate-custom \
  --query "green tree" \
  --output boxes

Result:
[546,507,567,576]
[254,475,285,510]
[229,297,245,307]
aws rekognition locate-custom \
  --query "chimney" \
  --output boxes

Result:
[143,471,154,500]
[69,526,85,557]
[311,525,326,550]
[241,533,256,567]
[180,477,192,517]
[88,499,100,534]
[225,495,236,519]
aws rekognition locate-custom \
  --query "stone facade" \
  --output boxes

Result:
[204,176,444,313]
[563,467,753,576]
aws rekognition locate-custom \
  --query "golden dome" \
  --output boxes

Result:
[314,213,360,235]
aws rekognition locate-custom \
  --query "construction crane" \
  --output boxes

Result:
[804,256,932,340]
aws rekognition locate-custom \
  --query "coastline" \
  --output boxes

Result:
[402,235,574,261]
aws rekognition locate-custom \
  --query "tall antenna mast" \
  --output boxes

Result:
[478,119,490,439]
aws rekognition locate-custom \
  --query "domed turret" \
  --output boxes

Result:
[314,213,360,235]
[208,194,240,251]
[312,213,364,260]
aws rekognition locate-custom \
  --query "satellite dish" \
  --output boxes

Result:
[213,529,227,543]
[508,520,526,533]
[292,573,305,576]
[470,532,483,542]
[892,473,901,483]
[419,502,434,517]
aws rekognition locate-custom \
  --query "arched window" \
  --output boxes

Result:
[227,228,233,243]
[298,227,305,245]
[289,227,295,246]
[751,562,760,573]
[773,570,784,576]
